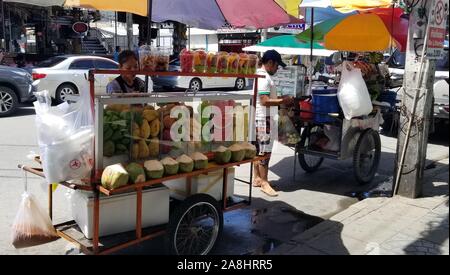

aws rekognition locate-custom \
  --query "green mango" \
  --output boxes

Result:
[116,144,128,154]
[111,131,123,141]
[121,138,131,145]
[104,128,114,141]
[103,141,115,157]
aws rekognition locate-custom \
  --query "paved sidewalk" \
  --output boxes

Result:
[271,159,449,255]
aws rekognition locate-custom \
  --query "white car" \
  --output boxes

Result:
[152,59,249,92]
[32,55,133,103]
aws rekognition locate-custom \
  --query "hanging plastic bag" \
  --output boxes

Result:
[11,169,58,248]
[33,90,94,183]
[278,109,301,145]
[337,62,373,120]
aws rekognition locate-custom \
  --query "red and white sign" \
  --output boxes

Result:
[427,0,448,60]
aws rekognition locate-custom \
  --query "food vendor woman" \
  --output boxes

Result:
[106,50,153,94]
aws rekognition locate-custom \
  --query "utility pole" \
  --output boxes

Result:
[394,0,448,198]
[0,0,4,49]
[126,12,133,50]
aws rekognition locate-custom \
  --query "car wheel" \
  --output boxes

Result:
[235,78,246,90]
[189,78,202,92]
[56,84,78,104]
[0,86,18,117]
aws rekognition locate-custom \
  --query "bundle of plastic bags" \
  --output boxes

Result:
[337,61,373,120]
[33,90,94,183]
[11,170,58,248]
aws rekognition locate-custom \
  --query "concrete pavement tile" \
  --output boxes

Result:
[340,220,399,245]
[380,233,442,255]
[291,220,341,243]
[304,231,368,255]
[431,201,449,214]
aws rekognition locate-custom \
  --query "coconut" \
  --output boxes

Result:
[161,157,179,175]
[144,160,164,179]
[214,146,232,164]
[228,144,246,162]
[101,164,129,190]
[176,154,194,173]
[241,142,257,159]
[190,152,208,170]
[126,163,146,184]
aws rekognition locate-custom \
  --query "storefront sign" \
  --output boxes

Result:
[72,22,88,34]
[426,0,448,60]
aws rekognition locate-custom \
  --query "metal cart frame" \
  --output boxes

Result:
[293,110,383,185]
[19,70,268,255]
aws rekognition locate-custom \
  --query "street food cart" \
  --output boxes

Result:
[19,69,269,255]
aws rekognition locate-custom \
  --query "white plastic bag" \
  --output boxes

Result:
[337,62,373,120]
[33,90,94,183]
[11,170,58,248]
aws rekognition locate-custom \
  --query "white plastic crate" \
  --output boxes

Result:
[70,186,169,239]
[163,168,235,201]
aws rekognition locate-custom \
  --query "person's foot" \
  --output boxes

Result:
[252,178,262,187]
[260,182,278,197]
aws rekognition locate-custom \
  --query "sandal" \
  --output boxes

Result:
[260,185,278,197]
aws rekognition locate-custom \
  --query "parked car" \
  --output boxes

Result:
[31,55,121,104]
[387,45,449,125]
[152,59,249,92]
[0,66,35,117]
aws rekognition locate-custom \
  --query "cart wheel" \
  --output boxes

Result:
[298,126,324,173]
[353,129,381,185]
[165,194,223,255]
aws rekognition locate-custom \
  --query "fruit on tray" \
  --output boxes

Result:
[161,157,179,175]
[138,139,150,159]
[176,154,194,173]
[217,52,229,74]
[163,115,177,130]
[214,146,232,164]
[104,140,115,157]
[241,142,257,159]
[229,143,246,162]
[248,54,258,75]
[147,138,159,158]
[190,152,208,170]
[227,53,239,74]
[180,49,194,73]
[126,163,146,184]
[143,109,158,122]
[150,119,161,138]
[140,119,151,139]
[132,143,139,160]
[101,164,129,190]
[144,160,164,179]
[193,50,207,73]
[238,53,249,74]
[132,123,141,140]
[206,52,218,73]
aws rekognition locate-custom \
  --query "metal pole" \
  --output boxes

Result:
[308,7,314,95]
[393,9,431,196]
[114,11,118,49]
[0,0,5,49]
[147,0,153,44]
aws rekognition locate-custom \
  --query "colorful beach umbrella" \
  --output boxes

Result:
[297,8,408,51]
[64,0,294,30]
[243,35,336,56]
[300,0,393,13]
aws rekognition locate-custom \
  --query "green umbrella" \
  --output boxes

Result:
[243,35,336,56]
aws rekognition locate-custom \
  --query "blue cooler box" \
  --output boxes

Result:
[312,87,340,124]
